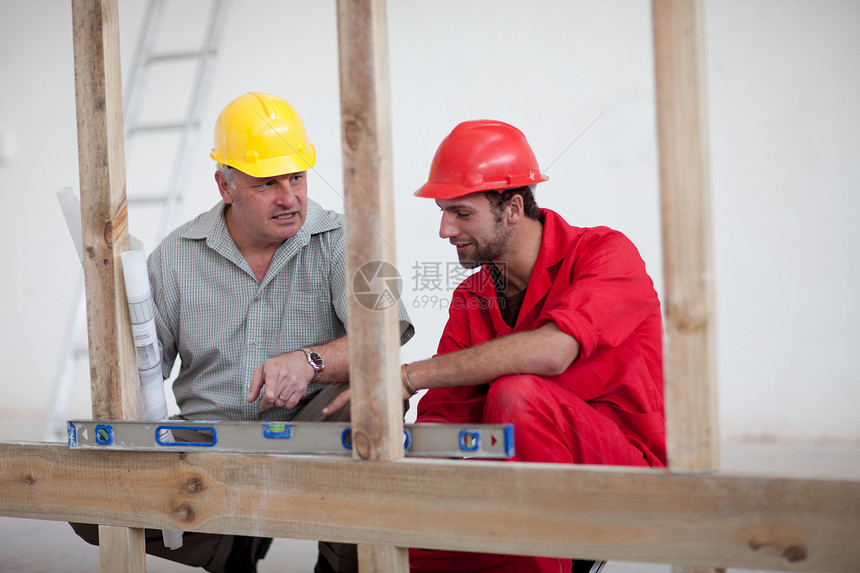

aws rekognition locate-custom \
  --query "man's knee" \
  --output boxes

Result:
[484,374,545,420]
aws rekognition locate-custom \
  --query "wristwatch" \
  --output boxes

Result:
[300,347,325,384]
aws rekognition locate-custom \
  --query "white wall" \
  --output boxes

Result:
[1,0,857,443]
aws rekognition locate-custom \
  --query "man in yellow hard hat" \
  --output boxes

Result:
[72,92,414,573]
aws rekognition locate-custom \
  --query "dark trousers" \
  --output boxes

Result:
[71,383,358,573]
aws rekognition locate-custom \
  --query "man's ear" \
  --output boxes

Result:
[506,193,524,224]
[215,171,233,204]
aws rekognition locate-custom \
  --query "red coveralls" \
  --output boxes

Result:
[410,209,666,573]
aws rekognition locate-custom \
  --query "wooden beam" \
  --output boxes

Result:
[71,0,138,423]
[337,0,402,463]
[2,443,858,572]
[98,525,146,573]
[71,0,143,569]
[652,0,718,472]
[337,0,406,568]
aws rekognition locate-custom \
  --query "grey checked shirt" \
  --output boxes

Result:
[148,199,414,421]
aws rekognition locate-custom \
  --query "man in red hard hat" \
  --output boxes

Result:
[407,120,666,572]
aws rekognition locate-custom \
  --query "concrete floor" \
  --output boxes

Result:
[2,412,858,572]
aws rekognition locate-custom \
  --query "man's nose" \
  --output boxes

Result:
[274,181,296,205]
[439,213,457,239]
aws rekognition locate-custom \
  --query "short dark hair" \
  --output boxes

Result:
[485,185,541,220]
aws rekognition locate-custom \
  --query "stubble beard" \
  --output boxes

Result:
[457,221,510,270]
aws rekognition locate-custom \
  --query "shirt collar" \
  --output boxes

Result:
[534,208,568,268]
[179,199,342,280]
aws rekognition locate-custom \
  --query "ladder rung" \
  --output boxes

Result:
[145,48,216,64]
[126,121,198,135]
[128,195,173,206]
[47,0,227,444]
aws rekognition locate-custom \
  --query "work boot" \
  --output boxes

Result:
[222,536,272,573]
[572,560,606,573]
[316,541,358,572]
[314,553,337,573]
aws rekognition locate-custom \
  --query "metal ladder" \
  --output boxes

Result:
[42,0,228,441]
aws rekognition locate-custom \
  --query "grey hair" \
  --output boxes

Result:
[217,163,237,189]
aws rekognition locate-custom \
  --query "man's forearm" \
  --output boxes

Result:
[406,323,579,392]
[305,336,350,383]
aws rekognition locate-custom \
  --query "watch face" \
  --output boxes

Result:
[308,352,324,370]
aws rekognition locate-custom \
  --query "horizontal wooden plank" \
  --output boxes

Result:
[0,442,857,571]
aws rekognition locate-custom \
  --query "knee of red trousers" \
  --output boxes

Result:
[483,374,576,464]
[482,374,649,466]
[484,375,547,420]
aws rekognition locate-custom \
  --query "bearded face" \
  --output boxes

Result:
[436,193,511,269]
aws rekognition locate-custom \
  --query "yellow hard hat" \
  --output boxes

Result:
[210,92,316,178]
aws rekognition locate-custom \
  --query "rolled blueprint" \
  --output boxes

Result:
[120,247,184,550]
[120,248,168,418]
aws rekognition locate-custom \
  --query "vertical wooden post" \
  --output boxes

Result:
[97,525,146,572]
[337,0,408,571]
[653,1,722,571]
[652,0,719,472]
[71,0,144,571]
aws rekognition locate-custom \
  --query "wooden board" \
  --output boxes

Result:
[71,0,139,422]
[97,525,146,573]
[337,0,407,569]
[1,443,857,572]
[71,0,144,569]
[653,0,719,472]
[337,0,403,465]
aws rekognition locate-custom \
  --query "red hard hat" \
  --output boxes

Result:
[414,120,549,199]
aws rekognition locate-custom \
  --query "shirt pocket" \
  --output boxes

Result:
[282,289,340,345]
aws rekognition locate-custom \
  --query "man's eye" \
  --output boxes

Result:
[457,212,470,218]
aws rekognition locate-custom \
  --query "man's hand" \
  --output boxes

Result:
[321,388,351,416]
[320,379,414,416]
[247,351,314,409]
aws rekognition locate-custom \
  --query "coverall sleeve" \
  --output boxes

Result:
[538,230,659,360]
